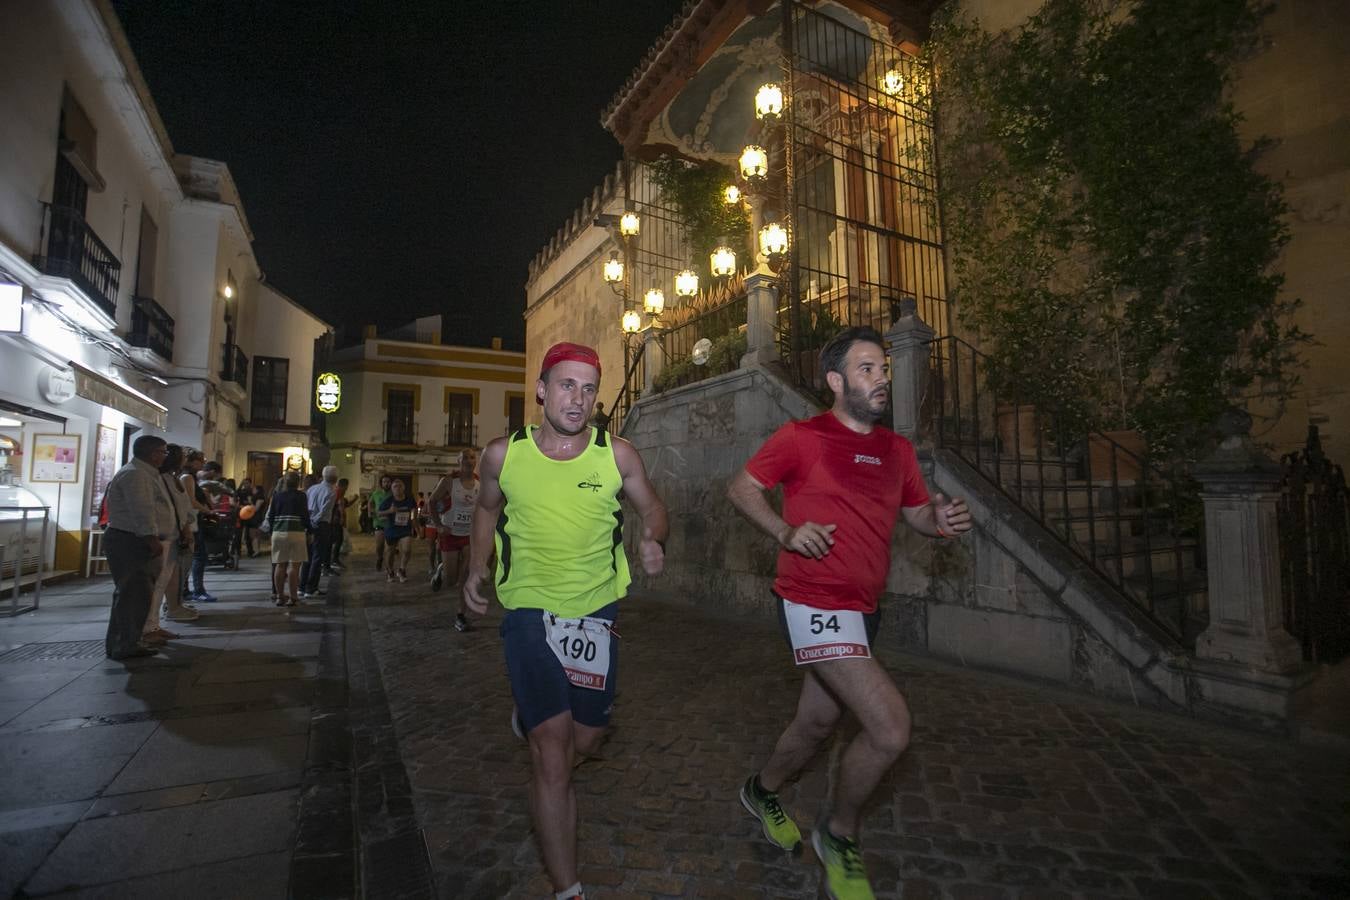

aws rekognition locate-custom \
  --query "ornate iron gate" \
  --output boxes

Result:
[1279,425,1350,663]
[782,2,947,392]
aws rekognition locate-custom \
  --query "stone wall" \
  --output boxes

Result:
[621,362,1191,716]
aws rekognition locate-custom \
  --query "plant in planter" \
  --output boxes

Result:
[930,0,1306,468]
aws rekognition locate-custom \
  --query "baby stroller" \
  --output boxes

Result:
[198,481,240,570]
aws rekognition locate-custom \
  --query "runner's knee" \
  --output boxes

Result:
[865,704,911,759]
[529,716,575,782]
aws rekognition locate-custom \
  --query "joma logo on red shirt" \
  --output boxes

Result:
[853,454,881,465]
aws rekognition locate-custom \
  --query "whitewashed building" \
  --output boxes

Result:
[324,317,526,496]
[0,0,330,579]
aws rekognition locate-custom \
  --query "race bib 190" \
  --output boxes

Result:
[782,598,871,666]
[543,613,614,690]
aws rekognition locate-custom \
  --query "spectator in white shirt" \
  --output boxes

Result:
[298,465,338,598]
[103,435,173,660]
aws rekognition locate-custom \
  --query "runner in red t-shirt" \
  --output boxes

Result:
[728,326,972,900]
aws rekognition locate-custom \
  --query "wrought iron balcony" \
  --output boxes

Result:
[35,203,121,320]
[221,343,249,387]
[445,422,477,447]
[128,294,174,361]
[383,421,418,445]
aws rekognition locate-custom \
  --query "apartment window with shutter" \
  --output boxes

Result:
[446,392,474,445]
[250,357,289,424]
[386,389,415,443]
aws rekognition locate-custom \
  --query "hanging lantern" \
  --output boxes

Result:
[621,309,642,334]
[722,184,742,205]
[754,82,783,120]
[674,269,699,299]
[619,210,640,237]
[881,61,905,96]
[643,288,665,317]
[739,145,768,181]
[602,251,624,284]
[758,222,789,259]
[710,245,737,278]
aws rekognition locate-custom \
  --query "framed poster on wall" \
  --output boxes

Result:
[91,425,118,511]
[30,433,82,483]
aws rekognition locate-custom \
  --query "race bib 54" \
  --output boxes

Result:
[782,598,871,666]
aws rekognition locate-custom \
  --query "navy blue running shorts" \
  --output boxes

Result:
[500,601,619,734]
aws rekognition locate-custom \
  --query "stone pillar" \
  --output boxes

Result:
[740,270,780,369]
[1193,408,1301,672]
[884,297,935,443]
[642,329,663,396]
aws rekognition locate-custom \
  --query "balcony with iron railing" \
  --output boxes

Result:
[221,343,249,388]
[383,420,418,445]
[34,203,121,320]
[445,422,477,447]
[128,294,174,362]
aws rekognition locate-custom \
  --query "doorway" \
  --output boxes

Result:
[248,451,283,495]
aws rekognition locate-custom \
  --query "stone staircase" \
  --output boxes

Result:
[943,431,1209,647]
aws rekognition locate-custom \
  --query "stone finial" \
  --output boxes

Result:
[1195,406,1280,480]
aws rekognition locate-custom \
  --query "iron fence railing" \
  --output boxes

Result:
[35,203,121,319]
[384,421,417,445]
[782,2,948,396]
[608,339,649,435]
[445,422,477,448]
[1279,425,1350,663]
[931,335,1205,646]
[128,294,174,361]
[655,291,748,393]
[221,343,248,387]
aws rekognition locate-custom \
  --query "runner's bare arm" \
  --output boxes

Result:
[462,437,507,614]
[612,438,668,575]
[900,492,973,538]
[726,468,836,559]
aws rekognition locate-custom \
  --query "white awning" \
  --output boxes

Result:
[69,361,167,428]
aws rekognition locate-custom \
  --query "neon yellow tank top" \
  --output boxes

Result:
[494,425,631,617]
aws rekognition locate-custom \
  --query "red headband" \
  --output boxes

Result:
[537,342,601,405]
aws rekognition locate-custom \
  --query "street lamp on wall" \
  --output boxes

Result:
[621,309,642,334]
[710,245,737,278]
[755,82,783,121]
[643,288,665,318]
[619,210,640,238]
[739,145,768,184]
[674,269,699,300]
[758,221,789,271]
[882,60,905,96]
[723,184,742,205]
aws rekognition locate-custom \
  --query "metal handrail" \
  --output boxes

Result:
[930,334,1204,645]
[35,203,121,319]
[129,294,174,361]
[607,339,649,434]
[383,421,418,445]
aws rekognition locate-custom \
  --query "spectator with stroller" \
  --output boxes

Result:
[298,465,339,599]
[235,478,263,558]
[266,472,312,607]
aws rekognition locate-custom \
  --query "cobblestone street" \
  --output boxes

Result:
[348,541,1349,900]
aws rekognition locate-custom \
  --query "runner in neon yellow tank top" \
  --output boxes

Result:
[463,342,667,900]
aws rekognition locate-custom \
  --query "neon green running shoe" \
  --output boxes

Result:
[739,775,802,850]
[812,826,874,900]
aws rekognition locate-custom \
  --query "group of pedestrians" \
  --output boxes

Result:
[456,335,971,900]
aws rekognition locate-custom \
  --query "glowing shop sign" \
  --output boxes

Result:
[315,372,341,413]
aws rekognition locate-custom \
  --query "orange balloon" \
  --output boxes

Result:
[238,504,257,521]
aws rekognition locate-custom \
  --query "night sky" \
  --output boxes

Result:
[112,1,688,351]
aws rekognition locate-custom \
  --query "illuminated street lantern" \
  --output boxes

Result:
[674,269,699,299]
[602,250,624,284]
[723,184,742,205]
[758,222,789,259]
[315,372,341,413]
[755,82,783,120]
[710,245,736,277]
[619,210,640,238]
[621,309,642,334]
[739,145,768,182]
[643,287,665,317]
[882,61,905,96]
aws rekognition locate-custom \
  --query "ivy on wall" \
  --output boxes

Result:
[930,0,1306,463]
[648,157,752,279]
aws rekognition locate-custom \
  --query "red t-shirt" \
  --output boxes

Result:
[745,411,931,613]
